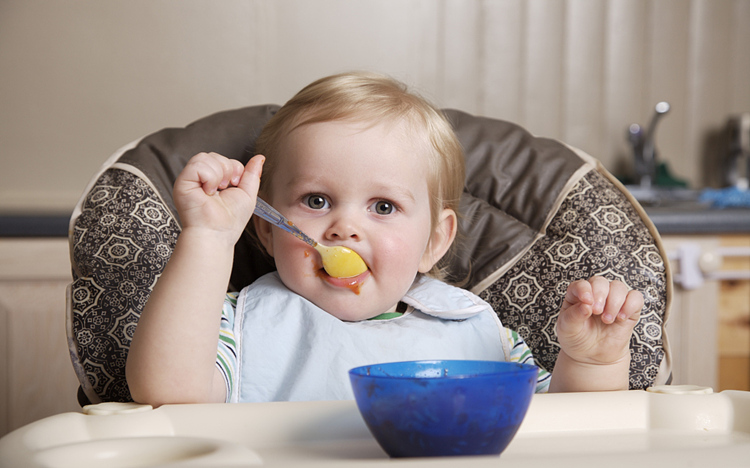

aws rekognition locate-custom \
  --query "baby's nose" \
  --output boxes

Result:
[324,217,361,241]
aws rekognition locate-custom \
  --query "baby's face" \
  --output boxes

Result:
[255,118,445,321]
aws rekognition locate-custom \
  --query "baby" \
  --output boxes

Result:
[126,72,643,406]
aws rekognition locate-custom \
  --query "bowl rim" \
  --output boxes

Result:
[348,359,538,380]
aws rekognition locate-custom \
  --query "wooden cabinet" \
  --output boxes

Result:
[661,234,750,392]
[0,239,81,438]
[717,235,750,391]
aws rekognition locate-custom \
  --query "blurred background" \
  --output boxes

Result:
[1,0,749,214]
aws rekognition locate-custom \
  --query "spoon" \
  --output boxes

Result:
[253,197,368,278]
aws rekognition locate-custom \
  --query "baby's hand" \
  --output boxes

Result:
[173,152,265,241]
[556,277,643,366]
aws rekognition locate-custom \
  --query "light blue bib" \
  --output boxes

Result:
[231,273,511,402]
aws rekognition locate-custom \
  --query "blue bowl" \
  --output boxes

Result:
[349,360,537,458]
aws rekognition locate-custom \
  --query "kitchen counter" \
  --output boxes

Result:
[644,206,750,235]
[0,214,70,237]
[625,185,750,235]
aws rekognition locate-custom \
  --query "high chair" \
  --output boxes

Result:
[66,105,672,405]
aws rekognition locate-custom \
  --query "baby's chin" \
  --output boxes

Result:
[280,268,406,322]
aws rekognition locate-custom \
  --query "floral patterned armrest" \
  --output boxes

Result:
[68,167,179,403]
[477,170,671,389]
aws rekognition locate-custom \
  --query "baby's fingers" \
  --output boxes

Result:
[563,279,595,310]
[596,279,627,324]
[219,155,265,216]
[205,154,244,194]
[558,280,595,335]
[601,281,643,325]
[618,289,644,323]
[235,155,265,198]
[179,152,234,195]
[226,158,246,188]
[588,276,614,316]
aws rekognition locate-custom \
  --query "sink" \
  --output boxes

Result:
[623,185,750,234]
[624,185,707,209]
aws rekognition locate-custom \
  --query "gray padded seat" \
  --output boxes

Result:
[67,105,672,404]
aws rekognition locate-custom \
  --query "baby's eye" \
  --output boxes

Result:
[370,200,395,215]
[304,194,330,210]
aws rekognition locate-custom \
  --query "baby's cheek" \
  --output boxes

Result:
[303,249,323,270]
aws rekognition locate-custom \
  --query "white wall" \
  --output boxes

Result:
[1,0,749,213]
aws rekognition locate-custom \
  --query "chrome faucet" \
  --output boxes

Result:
[725,113,750,190]
[628,101,670,188]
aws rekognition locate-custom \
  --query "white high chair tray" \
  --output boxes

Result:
[2,388,750,467]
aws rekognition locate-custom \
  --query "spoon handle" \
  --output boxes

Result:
[253,197,317,247]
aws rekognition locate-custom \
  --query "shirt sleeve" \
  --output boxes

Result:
[506,328,551,393]
[216,292,238,403]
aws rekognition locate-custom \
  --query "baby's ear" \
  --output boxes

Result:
[418,208,457,273]
[252,215,275,257]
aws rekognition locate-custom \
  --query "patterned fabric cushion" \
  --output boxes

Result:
[68,168,179,403]
[478,170,669,389]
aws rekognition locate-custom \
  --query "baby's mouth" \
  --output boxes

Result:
[317,268,370,295]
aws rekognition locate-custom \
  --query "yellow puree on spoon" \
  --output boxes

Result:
[315,244,368,278]
[253,197,368,279]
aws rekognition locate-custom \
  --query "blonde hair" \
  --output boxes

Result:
[254,71,465,277]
